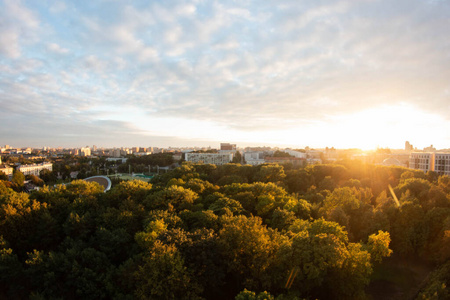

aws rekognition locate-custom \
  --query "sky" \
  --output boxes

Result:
[1,0,450,150]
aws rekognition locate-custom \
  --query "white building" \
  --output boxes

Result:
[244,152,266,166]
[17,162,53,176]
[185,153,233,165]
[283,149,307,159]
[434,153,450,176]
[0,156,13,177]
[409,152,450,176]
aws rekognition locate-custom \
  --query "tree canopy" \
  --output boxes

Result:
[0,161,448,299]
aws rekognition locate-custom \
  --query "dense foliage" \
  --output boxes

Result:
[0,161,448,299]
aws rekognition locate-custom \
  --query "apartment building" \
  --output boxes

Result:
[409,152,450,176]
[17,162,53,176]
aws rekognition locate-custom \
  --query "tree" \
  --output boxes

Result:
[39,169,57,184]
[26,174,44,187]
[416,261,450,300]
[253,164,286,183]
[365,230,393,263]
[0,171,8,181]
[219,215,284,292]
[232,151,242,163]
[12,170,25,188]
[159,228,226,298]
[0,236,24,298]
[285,169,312,194]
[235,289,275,300]
[273,151,291,158]
[106,180,152,207]
[209,196,243,216]
[134,241,202,300]
[145,185,199,211]
[279,219,375,299]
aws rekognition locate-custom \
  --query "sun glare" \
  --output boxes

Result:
[101,103,449,150]
[316,104,449,150]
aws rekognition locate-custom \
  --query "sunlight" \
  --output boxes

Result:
[97,103,449,150]
[326,104,448,150]
[302,103,450,150]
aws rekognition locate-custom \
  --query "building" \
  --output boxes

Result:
[17,162,53,176]
[185,153,233,165]
[423,145,436,152]
[80,147,91,157]
[409,152,450,176]
[0,165,14,177]
[0,156,13,177]
[405,141,414,151]
[381,157,405,167]
[220,143,236,151]
[409,153,434,173]
[244,152,266,166]
[434,153,450,176]
[283,149,307,159]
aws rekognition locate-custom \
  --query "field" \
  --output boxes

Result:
[109,174,151,182]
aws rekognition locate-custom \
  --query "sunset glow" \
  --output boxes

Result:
[1,0,449,149]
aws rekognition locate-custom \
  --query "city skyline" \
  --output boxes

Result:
[1,0,450,150]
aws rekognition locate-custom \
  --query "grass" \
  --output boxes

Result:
[110,174,151,182]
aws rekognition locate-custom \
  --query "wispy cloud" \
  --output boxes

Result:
[0,0,449,148]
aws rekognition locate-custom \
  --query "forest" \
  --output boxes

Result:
[0,160,449,299]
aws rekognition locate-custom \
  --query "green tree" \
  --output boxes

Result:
[232,151,242,163]
[254,164,286,184]
[209,196,243,216]
[416,261,450,300]
[279,219,375,299]
[145,185,199,212]
[159,228,226,298]
[235,289,275,300]
[0,236,24,298]
[365,230,393,262]
[39,169,57,184]
[26,174,44,187]
[12,170,25,188]
[0,171,8,181]
[134,241,202,300]
[219,215,284,292]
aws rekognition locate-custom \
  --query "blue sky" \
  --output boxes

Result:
[1,0,449,149]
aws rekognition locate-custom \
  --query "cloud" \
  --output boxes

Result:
[0,0,40,58]
[1,0,450,148]
[47,43,69,54]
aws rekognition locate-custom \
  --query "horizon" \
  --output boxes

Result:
[2,141,447,152]
[1,0,450,150]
